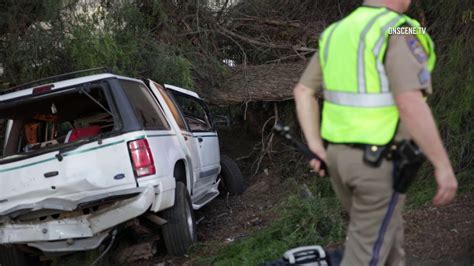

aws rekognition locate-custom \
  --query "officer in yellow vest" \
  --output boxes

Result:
[294,0,458,265]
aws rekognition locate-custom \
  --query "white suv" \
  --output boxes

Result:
[0,69,244,265]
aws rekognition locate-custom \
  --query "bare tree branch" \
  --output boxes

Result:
[227,16,304,28]
[217,25,316,52]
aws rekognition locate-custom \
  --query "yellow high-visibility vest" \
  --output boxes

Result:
[319,6,436,145]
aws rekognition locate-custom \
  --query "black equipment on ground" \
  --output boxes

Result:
[260,245,331,266]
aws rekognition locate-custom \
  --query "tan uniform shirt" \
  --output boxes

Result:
[299,33,432,140]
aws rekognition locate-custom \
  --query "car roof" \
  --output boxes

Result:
[164,84,201,99]
[0,74,142,102]
[0,71,202,103]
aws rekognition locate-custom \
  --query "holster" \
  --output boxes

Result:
[390,140,426,193]
[360,140,425,194]
[362,145,389,167]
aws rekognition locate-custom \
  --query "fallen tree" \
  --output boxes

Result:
[201,61,307,105]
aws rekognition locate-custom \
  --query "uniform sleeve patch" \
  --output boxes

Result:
[418,68,430,85]
[407,36,427,63]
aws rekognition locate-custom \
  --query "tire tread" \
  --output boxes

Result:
[161,182,196,256]
[220,154,245,195]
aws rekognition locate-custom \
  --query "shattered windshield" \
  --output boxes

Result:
[0,82,118,159]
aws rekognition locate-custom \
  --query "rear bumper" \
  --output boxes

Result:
[0,186,156,251]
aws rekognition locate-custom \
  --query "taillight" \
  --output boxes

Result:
[128,139,156,177]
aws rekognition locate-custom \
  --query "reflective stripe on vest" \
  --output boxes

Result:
[322,22,341,65]
[357,9,393,93]
[324,90,395,107]
[373,15,404,93]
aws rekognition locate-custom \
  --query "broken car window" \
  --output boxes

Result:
[0,84,117,158]
[170,92,212,132]
[120,80,170,131]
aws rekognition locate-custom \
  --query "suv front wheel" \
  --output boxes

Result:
[161,182,197,256]
[219,154,245,196]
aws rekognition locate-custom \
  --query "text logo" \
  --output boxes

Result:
[388,27,427,35]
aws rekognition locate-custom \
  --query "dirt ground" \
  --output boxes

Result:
[196,170,287,244]
[136,127,474,265]
[405,193,474,266]
[140,172,474,266]
[137,170,287,265]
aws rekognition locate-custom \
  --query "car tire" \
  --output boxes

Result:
[219,154,245,196]
[161,182,197,256]
[0,245,33,266]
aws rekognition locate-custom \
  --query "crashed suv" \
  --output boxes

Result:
[0,69,244,264]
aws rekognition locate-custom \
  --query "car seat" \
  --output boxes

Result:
[65,126,102,143]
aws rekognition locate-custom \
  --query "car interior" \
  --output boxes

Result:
[1,86,115,157]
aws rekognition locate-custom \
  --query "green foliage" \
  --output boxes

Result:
[406,165,437,209]
[429,37,473,171]
[63,1,196,88]
[1,24,67,86]
[0,0,62,35]
[408,166,474,209]
[0,0,196,89]
[0,0,66,86]
[427,0,473,173]
[199,178,345,265]
[138,39,194,88]
[407,0,474,208]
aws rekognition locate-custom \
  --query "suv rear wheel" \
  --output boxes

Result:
[161,182,197,256]
[219,154,245,195]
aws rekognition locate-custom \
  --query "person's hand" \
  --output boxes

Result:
[309,146,327,177]
[433,165,458,206]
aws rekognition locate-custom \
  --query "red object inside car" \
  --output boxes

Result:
[68,126,101,142]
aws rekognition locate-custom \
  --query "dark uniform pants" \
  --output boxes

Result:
[327,144,406,266]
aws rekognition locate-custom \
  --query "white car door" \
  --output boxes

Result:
[167,90,220,190]
[148,81,201,192]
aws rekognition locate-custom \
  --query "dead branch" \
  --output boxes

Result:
[251,115,276,177]
[217,25,316,52]
[227,16,304,28]
[251,103,279,177]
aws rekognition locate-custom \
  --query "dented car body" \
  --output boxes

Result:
[0,71,222,257]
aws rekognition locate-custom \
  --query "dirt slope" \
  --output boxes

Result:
[140,128,474,265]
[143,175,473,265]
[405,193,474,266]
